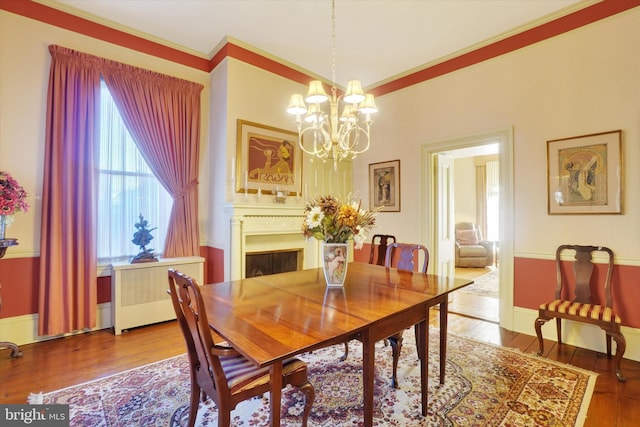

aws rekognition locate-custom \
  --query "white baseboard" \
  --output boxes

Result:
[512,307,640,362]
[0,303,112,346]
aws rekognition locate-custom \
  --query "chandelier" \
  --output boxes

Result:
[286,0,377,170]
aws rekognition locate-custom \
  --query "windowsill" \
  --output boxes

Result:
[97,263,113,277]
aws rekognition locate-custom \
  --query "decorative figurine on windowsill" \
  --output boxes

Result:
[131,214,158,264]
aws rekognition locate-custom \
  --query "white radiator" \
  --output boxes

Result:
[110,256,205,335]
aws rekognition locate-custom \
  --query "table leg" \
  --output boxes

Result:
[419,317,429,416]
[270,361,283,427]
[361,329,374,427]
[439,299,448,384]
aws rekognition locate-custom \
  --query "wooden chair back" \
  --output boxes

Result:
[369,234,396,265]
[535,245,626,382]
[382,242,430,388]
[385,243,429,273]
[167,269,228,399]
[167,269,315,426]
[555,244,614,306]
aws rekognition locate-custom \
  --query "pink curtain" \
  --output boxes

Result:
[101,64,203,257]
[39,46,100,336]
[39,45,203,335]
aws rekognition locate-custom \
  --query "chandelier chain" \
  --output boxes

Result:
[331,0,337,98]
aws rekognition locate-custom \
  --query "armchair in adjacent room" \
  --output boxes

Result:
[454,222,494,267]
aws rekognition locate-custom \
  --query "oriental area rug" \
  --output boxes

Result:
[30,329,596,426]
[459,269,499,299]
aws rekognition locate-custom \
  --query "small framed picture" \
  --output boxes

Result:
[369,160,400,212]
[547,130,622,214]
[236,119,302,196]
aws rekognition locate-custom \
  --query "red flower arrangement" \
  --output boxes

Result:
[0,171,29,216]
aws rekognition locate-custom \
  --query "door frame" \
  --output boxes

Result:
[421,128,514,330]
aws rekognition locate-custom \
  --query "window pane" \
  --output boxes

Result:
[97,82,172,263]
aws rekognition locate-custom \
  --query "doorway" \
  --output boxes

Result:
[450,145,500,322]
[421,128,514,329]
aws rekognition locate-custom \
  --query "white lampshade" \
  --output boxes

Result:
[287,94,307,115]
[339,104,356,122]
[284,0,374,170]
[358,94,378,114]
[343,80,365,104]
[304,103,326,123]
[305,80,329,104]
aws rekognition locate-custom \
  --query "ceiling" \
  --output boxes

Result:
[49,0,589,88]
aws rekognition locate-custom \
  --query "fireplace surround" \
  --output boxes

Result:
[223,203,320,281]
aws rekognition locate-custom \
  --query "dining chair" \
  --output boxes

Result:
[340,234,397,362]
[167,269,315,426]
[384,243,430,388]
[534,245,626,382]
[368,234,397,266]
[340,242,431,388]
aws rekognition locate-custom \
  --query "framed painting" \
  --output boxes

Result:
[547,130,622,214]
[369,160,400,212]
[236,119,302,196]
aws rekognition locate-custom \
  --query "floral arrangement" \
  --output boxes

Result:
[302,195,377,249]
[0,171,29,216]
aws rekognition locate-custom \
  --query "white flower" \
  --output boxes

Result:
[306,206,324,228]
[353,233,366,250]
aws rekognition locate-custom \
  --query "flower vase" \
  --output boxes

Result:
[321,242,349,287]
[0,215,11,240]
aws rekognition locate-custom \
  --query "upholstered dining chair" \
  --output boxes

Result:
[384,243,430,388]
[340,234,398,361]
[167,269,315,426]
[534,245,626,382]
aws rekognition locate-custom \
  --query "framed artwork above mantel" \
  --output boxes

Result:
[235,119,302,196]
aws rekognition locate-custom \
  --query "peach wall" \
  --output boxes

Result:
[353,7,640,255]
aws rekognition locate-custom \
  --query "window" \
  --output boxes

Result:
[97,81,172,263]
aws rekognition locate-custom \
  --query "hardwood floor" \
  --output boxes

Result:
[1,312,638,425]
[450,266,499,322]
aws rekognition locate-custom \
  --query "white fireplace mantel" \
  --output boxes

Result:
[222,202,320,281]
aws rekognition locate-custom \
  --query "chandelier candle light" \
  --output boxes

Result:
[287,0,377,170]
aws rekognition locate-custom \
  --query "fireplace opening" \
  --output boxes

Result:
[246,249,302,278]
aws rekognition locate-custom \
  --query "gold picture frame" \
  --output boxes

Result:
[547,130,622,214]
[369,159,400,212]
[236,119,302,196]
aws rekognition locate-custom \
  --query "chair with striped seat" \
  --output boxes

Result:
[534,245,626,382]
[168,269,315,426]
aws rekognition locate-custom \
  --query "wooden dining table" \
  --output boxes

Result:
[198,262,473,427]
